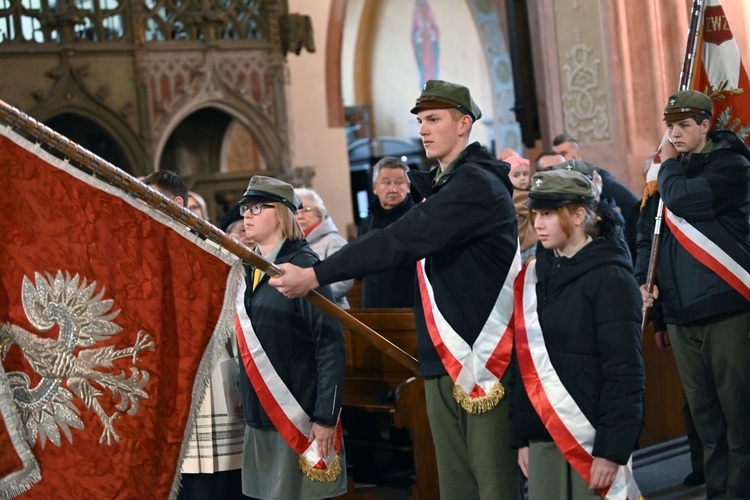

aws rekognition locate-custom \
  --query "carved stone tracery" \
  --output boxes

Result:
[141,0,269,42]
[560,27,611,143]
[0,0,299,179]
[143,50,283,140]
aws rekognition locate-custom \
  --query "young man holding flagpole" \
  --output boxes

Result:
[640,90,750,498]
[638,2,750,497]
[269,80,520,499]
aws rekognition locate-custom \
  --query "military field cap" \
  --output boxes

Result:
[554,159,595,180]
[527,170,596,209]
[410,79,482,121]
[663,90,712,122]
[240,175,302,213]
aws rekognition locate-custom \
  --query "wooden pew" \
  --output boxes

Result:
[347,279,362,309]
[341,308,438,500]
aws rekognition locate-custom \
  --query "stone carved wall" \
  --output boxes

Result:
[0,0,295,178]
[141,49,289,171]
[554,0,611,145]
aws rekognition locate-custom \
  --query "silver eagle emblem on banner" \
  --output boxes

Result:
[0,271,154,448]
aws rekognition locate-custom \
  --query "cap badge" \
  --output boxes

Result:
[534,178,544,188]
[669,98,676,105]
[565,163,574,171]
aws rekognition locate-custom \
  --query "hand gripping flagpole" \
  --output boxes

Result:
[642,0,704,334]
[0,99,419,374]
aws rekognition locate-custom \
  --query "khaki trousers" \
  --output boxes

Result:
[424,374,518,500]
[527,441,599,499]
[668,311,750,499]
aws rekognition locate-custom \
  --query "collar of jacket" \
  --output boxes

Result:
[276,238,316,265]
[409,141,483,199]
[368,194,415,218]
[305,216,339,243]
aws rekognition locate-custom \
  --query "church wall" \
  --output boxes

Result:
[341,0,367,107]
[529,0,693,193]
[368,0,493,148]
[287,0,354,232]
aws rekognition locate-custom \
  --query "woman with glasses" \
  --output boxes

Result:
[293,188,353,308]
[235,176,346,499]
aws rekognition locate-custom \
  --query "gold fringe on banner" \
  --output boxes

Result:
[298,454,342,482]
[453,381,505,414]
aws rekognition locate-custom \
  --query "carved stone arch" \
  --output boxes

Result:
[25,54,146,175]
[153,97,287,176]
[34,103,145,176]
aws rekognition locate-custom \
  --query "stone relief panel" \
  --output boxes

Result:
[143,50,282,139]
[216,54,275,117]
[142,52,206,124]
[555,0,611,144]
[14,53,138,137]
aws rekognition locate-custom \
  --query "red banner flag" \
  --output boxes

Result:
[645,0,750,201]
[0,127,241,498]
[695,0,750,143]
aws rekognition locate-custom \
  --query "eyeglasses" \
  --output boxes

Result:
[298,207,315,214]
[239,203,275,216]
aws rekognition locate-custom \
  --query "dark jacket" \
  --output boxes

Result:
[597,167,639,221]
[635,130,750,325]
[510,203,644,465]
[357,195,416,308]
[315,142,518,377]
[238,239,345,428]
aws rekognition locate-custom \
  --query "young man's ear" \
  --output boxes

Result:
[459,114,473,133]
[175,195,185,207]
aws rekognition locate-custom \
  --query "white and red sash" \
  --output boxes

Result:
[514,261,641,499]
[234,279,343,482]
[416,247,520,413]
[665,208,750,301]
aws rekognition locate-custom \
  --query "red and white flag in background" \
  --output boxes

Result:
[0,125,242,499]
[644,0,750,202]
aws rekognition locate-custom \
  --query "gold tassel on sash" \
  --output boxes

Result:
[453,381,505,414]
[298,454,342,482]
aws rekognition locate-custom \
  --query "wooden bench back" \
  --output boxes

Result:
[341,308,417,407]
[341,307,439,499]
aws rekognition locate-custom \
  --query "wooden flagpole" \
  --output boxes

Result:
[642,0,705,333]
[0,100,419,373]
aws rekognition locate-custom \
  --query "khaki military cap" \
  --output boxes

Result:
[240,175,302,213]
[527,170,596,209]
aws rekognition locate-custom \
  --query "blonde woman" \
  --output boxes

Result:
[234,176,346,499]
